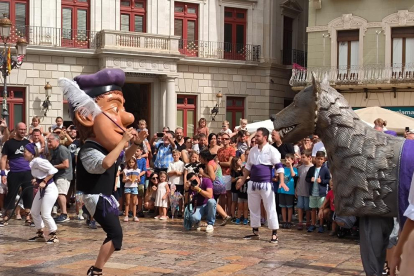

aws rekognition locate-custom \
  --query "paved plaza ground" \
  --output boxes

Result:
[0,215,365,276]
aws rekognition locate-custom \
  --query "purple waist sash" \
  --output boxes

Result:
[36,178,54,199]
[250,164,274,183]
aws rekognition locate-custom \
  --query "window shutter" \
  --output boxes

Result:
[77,9,87,31]
[187,20,195,41]
[134,15,143,32]
[337,30,359,42]
[62,8,72,39]
[15,3,26,35]
[121,14,130,31]
[392,27,414,38]
[0,2,9,18]
[174,19,183,38]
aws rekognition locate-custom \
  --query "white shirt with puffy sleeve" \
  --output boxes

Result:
[245,143,284,174]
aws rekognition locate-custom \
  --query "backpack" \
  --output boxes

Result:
[212,164,226,195]
[183,192,194,230]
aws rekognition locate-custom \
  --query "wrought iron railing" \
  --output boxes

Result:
[179,39,260,62]
[283,49,307,67]
[11,25,98,49]
[290,63,414,87]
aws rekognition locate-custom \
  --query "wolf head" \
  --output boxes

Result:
[271,75,320,143]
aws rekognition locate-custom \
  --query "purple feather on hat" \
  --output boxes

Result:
[74,68,125,91]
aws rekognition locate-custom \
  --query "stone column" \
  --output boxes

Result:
[165,76,176,131]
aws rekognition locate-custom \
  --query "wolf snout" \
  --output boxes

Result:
[270,115,276,122]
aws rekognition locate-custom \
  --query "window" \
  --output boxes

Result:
[0,0,28,39]
[177,95,196,137]
[62,0,90,48]
[392,27,414,76]
[224,7,247,60]
[283,16,294,65]
[174,2,198,56]
[226,97,244,131]
[120,0,146,32]
[0,87,25,127]
[337,30,359,80]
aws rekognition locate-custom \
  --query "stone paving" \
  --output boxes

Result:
[0,215,365,276]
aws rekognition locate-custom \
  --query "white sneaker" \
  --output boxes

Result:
[77,214,84,220]
[206,225,214,233]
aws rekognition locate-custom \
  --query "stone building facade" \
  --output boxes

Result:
[291,1,414,117]
[1,0,308,135]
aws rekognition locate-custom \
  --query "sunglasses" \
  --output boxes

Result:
[222,138,230,141]
[251,140,256,143]
[151,177,159,180]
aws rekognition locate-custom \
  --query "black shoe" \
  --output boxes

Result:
[87,266,103,276]
[137,211,145,218]
[28,230,45,242]
[46,232,59,244]
[270,234,279,244]
[244,229,260,240]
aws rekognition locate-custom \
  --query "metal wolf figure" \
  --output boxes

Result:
[271,75,414,276]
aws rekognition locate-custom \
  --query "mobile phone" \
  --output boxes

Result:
[406,127,410,132]
[157,132,164,138]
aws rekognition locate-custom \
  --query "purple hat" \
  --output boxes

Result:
[25,143,37,156]
[74,68,125,98]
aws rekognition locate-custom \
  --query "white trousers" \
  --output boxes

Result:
[247,181,279,230]
[31,183,59,233]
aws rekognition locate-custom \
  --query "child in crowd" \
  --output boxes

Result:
[197,118,209,136]
[123,158,140,222]
[236,130,249,157]
[192,135,200,154]
[155,171,170,220]
[318,179,337,236]
[184,152,201,183]
[135,146,147,217]
[29,116,44,135]
[234,118,248,132]
[305,151,331,233]
[230,157,243,224]
[220,120,232,135]
[296,150,313,230]
[277,153,297,229]
[0,161,9,215]
[168,149,185,214]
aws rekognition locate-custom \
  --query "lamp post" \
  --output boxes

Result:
[0,14,28,122]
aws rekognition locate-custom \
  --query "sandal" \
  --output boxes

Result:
[87,266,103,276]
[270,234,279,244]
[133,217,139,222]
[15,215,22,220]
[25,219,35,227]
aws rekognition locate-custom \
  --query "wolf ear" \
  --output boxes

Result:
[311,72,320,100]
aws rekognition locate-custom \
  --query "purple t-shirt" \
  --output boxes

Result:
[194,177,213,206]
[1,138,30,172]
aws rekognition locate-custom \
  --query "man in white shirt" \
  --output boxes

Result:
[237,127,288,244]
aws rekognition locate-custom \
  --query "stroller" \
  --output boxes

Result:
[334,214,359,239]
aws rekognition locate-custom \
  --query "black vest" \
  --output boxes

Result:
[76,141,119,196]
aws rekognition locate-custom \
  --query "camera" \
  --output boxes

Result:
[157,132,164,138]
[190,179,198,187]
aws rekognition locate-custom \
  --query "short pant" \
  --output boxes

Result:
[124,187,138,195]
[0,183,7,194]
[309,196,325,209]
[223,175,232,191]
[297,196,310,211]
[56,178,71,195]
[232,192,238,202]
[138,184,145,196]
[279,193,294,208]
[238,197,248,203]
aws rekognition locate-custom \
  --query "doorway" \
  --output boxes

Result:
[123,83,151,129]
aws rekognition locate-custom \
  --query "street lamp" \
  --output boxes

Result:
[0,13,27,122]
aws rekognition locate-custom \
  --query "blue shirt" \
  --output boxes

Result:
[311,167,321,196]
[276,167,297,195]
[136,157,147,184]
[154,141,173,169]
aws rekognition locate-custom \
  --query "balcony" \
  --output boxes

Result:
[12,25,98,49]
[290,63,414,89]
[282,49,307,67]
[179,39,261,62]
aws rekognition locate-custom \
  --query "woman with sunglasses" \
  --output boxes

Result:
[181,137,193,164]
[144,172,159,212]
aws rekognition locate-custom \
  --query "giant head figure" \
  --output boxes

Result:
[59,69,134,151]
